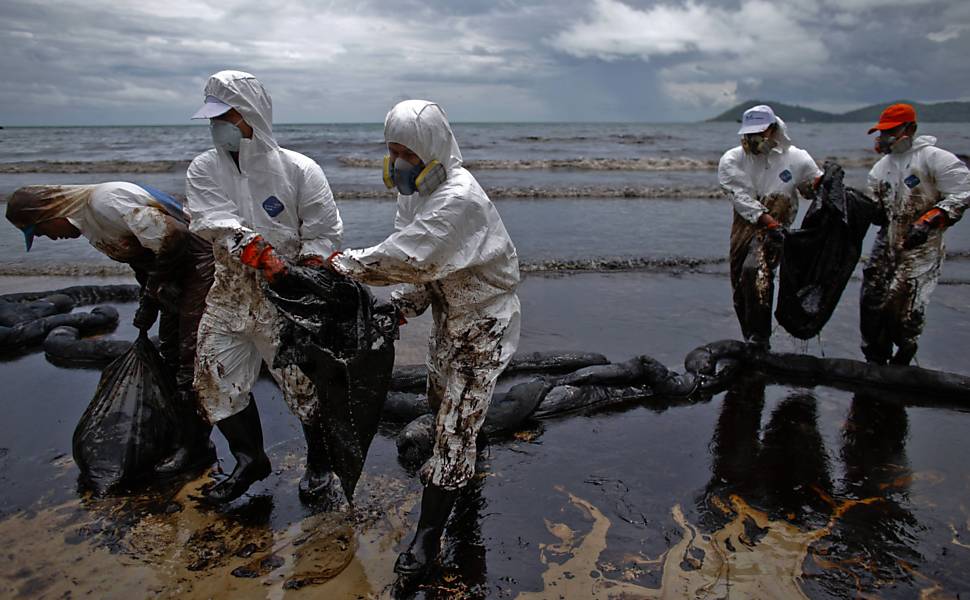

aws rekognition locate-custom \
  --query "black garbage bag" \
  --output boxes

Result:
[72,332,179,495]
[776,162,881,339]
[264,265,397,502]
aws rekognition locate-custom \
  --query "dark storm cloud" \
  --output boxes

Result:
[0,0,967,124]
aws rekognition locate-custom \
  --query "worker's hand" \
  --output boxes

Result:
[385,299,410,326]
[240,235,271,268]
[765,225,787,249]
[758,214,786,248]
[298,255,326,269]
[903,222,932,250]
[916,207,948,229]
[758,213,782,231]
[133,294,160,331]
[796,175,822,200]
[325,251,343,272]
[259,247,288,283]
[903,208,948,250]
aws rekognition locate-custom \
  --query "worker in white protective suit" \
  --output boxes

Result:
[329,100,521,577]
[6,182,216,474]
[718,104,822,350]
[862,103,970,365]
[186,70,344,505]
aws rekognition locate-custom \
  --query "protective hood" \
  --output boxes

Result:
[909,135,937,153]
[384,100,463,172]
[6,185,95,230]
[202,70,276,149]
[771,116,793,152]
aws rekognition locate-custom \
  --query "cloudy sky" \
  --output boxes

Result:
[2,0,969,125]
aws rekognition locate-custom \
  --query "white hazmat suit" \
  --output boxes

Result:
[718,116,822,344]
[186,71,343,424]
[862,135,970,363]
[332,100,521,490]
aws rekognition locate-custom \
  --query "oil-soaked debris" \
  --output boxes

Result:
[266,265,397,502]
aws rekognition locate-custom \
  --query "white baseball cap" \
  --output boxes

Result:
[738,105,777,135]
[191,95,233,119]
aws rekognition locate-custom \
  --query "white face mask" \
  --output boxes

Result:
[210,119,243,152]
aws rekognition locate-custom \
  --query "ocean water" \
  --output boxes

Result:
[1,121,969,273]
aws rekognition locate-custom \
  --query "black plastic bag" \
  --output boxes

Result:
[776,163,880,339]
[265,265,397,501]
[72,332,179,495]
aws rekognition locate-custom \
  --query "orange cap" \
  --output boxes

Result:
[868,103,917,134]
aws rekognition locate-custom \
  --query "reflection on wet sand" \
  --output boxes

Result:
[0,462,418,599]
[3,366,969,597]
[523,487,887,599]
[522,376,963,598]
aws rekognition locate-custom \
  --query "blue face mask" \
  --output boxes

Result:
[211,119,242,152]
[391,157,421,196]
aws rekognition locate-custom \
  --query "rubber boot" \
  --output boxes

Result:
[890,342,918,366]
[394,483,458,576]
[156,391,216,474]
[204,399,271,503]
[746,336,771,353]
[298,421,348,510]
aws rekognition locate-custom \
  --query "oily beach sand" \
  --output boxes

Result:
[3,272,970,598]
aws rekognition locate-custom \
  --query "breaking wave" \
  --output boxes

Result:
[339,155,881,172]
[0,262,131,276]
[0,160,189,174]
[0,155,881,175]
[333,186,727,200]
[507,133,682,145]
[520,256,727,273]
[0,185,726,202]
[338,156,720,171]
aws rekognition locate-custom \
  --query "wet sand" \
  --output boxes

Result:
[1,272,969,598]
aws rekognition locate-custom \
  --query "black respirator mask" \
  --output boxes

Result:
[874,128,913,155]
[741,132,777,156]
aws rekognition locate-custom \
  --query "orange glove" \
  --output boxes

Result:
[259,248,287,282]
[326,250,343,271]
[240,235,271,268]
[903,208,949,250]
[914,207,948,229]
[298,255,326,269]
[758,213,782,230]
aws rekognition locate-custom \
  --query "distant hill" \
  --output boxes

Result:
[707,100,970,123]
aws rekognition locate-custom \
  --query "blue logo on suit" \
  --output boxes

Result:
[262,196,285,217]
[779,169,792,183]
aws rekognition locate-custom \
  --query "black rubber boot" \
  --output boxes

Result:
[746,336,771,353]
[156,391,216,474]
[298,421,348,510]
[155,438,216,474]
[204,399,271,504]
[890,342,918,366]
[394,484,458,576]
